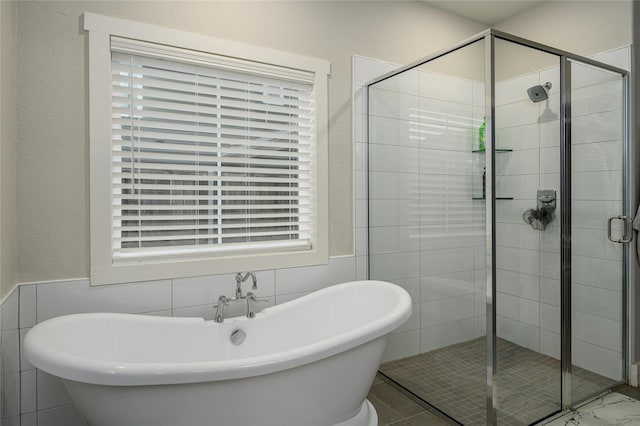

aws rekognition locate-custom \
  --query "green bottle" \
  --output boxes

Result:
[479,116,486,151]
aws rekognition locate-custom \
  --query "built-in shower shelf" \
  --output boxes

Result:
[471,149,513,153]
[472,197,514,200]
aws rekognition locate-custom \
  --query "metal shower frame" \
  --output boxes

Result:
[367,28,631,425]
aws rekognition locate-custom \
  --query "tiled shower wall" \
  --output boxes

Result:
[493,65,563,358]
[355,45,630,378]
[0,256,358,425]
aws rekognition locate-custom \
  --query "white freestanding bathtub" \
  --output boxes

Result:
[24,280,412,426]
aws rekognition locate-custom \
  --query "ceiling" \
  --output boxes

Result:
[422,0,544,25]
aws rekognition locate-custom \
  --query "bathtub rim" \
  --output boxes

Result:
[24,280,412,386]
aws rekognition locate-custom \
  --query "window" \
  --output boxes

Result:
[85,14,329,285]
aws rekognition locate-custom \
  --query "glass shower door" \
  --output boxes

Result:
[369,39,488,425]
[568,59,626,404]
[493,38,562,426]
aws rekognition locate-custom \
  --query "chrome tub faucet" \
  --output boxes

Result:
[212,272,267,322]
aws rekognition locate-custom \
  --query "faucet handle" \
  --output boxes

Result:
[213,295,230,323]
[247,292,268,302]
[213,295,230,308]
[246,292,269,319]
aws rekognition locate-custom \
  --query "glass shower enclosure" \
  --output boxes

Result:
[367,29,630,425]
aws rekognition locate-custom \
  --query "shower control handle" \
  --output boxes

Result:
[607,215,633,243]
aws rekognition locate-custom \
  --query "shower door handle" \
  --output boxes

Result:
[607,215,633,243]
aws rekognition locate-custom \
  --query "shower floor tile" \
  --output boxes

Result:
[379,337,615,425]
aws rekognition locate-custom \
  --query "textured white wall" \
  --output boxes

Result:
[0,1,17,299]
[494,0,632,57]
[15,1,486,284]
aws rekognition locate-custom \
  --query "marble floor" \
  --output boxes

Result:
[542,392,640,425]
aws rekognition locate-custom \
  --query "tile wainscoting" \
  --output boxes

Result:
[0,255,359,426]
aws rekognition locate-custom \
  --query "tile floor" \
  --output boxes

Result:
[367,374,451,425]
[378,337,614,425]
[370,337,640,426]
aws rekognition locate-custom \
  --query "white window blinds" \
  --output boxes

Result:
[110,37,315,261]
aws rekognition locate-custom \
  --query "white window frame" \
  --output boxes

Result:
[85,13,329,285]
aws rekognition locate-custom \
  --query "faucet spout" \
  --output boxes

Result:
[235,272,258,298]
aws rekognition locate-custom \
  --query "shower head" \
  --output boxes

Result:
[527,82,552,103]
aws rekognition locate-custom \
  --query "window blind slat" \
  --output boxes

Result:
[112,115,312,135]
[112,81,314,111]
[112,162,311,177]
[113,183,311,192]
[113,204,311,212]
[114,214,311,225]
[113,94,313,118]
[112,172,308,184]
[114,154,310,169]
[113,215,309,229]
[112,138,313,155]
[112,110,312,129]
[113,193,307,201]
[112,128,311,146]
[112,117,312,135]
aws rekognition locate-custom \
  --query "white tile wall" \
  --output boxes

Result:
[36,279,173,322]
[1,289,20,425]
[420,318,475,353]
[540,329,561,359]
[381,330,420,363]
[369,252,420,281]
[496,269,539,300]
[496,123,540,151]
[572,338,622,380]
[421,271,474,301]
[589,46,631,71]
[419,69,473,103]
